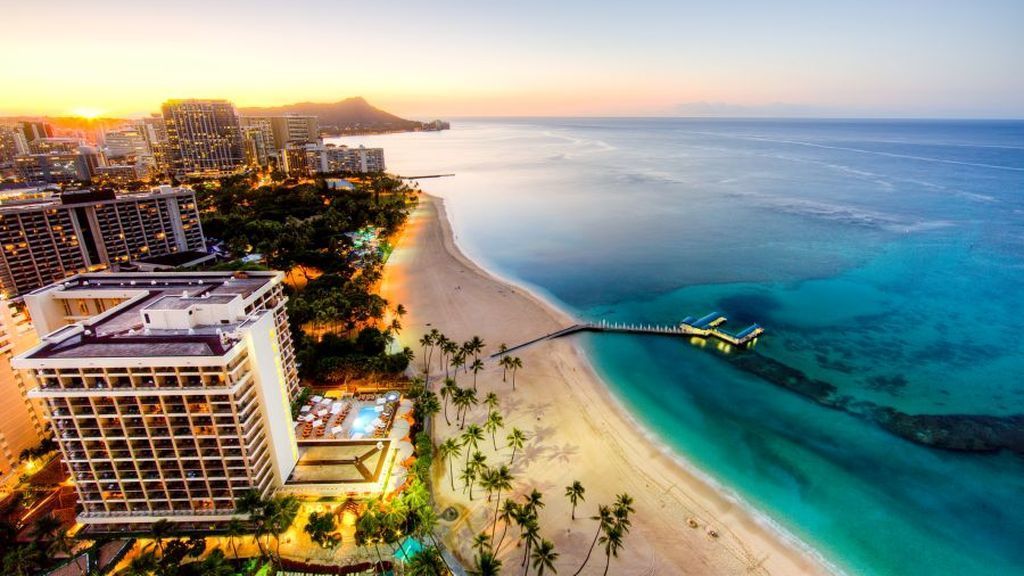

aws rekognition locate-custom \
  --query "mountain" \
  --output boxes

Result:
[239,97,447,135]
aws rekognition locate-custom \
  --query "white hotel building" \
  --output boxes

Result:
[13,271,300,532]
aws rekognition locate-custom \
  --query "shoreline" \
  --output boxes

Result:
[380,193,835,575]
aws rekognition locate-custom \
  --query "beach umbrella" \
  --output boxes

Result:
[394,441,415,461]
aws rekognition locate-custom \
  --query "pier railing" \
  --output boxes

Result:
[493,315,763,357]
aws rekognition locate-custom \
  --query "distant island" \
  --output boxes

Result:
[240,97,449,135]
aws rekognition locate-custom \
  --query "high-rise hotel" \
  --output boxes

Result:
[13,271,300,532]
[0,186,206,297]
[161,100,245,178]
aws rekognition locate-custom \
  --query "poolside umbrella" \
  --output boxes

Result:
[394,441,415,461]
[390,419,411,437]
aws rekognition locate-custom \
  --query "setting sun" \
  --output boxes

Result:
[71,107,103,119]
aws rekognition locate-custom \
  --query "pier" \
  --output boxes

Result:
[494,313,764,357]
[399,173,455,180]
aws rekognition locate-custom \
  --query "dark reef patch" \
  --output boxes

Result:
[720,350,1024,455]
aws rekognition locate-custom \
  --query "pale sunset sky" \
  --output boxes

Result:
[1,0,1021,118]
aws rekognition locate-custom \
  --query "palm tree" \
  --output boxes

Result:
[484,410,505,450]
[489,465,514,545]
[467,335,485,362]
[509,356,523,390]
[48,528,84,574]
[470,358,485,390]
[304,510,340,549]
[236,490,268,557]
[437,438,462,491]
[408,545,448,575]
[119,549,157,576]
[471,531,491,555]
[440,378,458,425]
[518,517,540,571]
[495,499,520,553]
[497,342,508,358]
[499,355,511,382]
[599,524,624,576]
[470,550,503,576]
[484,392,500,412]
[225,518,245,559]
[458,387,479,429]
[531,539,559,576]
[478,466,498,503]
[572,505,613,576]
[451,349,467,380]
[29,513,61,545]
[418,333,434,374]
[462,425,485,469]
[506,427,526,465]
[268,494,300,562]
[460,465,478,500]
[196,549,234,576]
[148,518,174,556]
[613,493,635,534]
[441,338,457,378]
[416,391,441,426]
[565,481,586,520]
[523,489,545,518]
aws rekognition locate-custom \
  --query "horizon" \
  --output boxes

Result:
[3,0,1022,119]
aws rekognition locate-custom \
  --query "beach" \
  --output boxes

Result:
[379,193,833,575]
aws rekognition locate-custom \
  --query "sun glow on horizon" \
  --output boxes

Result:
[71,107,104,120]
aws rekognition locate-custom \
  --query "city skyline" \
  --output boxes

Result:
[2,0,1023,119]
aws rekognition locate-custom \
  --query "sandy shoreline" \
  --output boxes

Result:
[380,193,834,575]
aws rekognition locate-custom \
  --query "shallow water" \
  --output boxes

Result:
[332,118,1024,575]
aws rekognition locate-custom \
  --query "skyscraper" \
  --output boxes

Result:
[14,271,300,532]
[161,100,245,178]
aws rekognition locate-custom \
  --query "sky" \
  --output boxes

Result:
[1,0,1022,118]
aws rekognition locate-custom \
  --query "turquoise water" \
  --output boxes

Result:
[332,118,1024,575]
[349,406,380,437]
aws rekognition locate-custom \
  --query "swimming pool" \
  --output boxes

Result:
[348,406,381,438]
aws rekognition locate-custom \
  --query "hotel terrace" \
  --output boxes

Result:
[11,271,415,533]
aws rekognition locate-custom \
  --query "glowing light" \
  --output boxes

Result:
[71,107,103,119]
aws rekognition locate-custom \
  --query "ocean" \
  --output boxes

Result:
[331,117,1024,575]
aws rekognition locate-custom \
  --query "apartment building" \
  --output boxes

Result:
[268,115,319,149]
[13,271,300,531]
[0,186,206,297]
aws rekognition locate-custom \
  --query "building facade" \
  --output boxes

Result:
[0,296,45,480]
[161,100,245,178]
[0,186,206,297]
[268,116,319,149]
[281,142,385,177]
[13,271,300,531]
[238,117,275,167]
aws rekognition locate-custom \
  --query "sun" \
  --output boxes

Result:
[71,107,103,120]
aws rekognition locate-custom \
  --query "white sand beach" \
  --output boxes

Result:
[379,194,833,575]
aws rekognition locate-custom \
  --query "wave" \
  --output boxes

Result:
[728,191,954,232]
[684,130,1024,172]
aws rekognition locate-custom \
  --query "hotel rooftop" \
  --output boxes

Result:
[21,272,276,361]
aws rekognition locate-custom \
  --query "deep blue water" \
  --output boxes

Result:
[333,118,1024,575]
